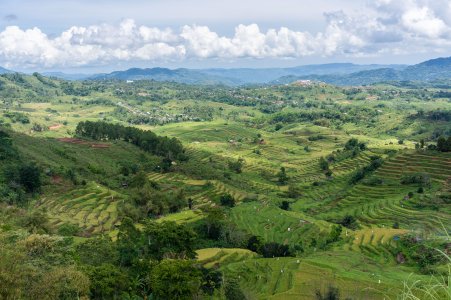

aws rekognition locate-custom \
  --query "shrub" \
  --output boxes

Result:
[401,173,431,186]
[260,242,292,258]
[220,193,236,207]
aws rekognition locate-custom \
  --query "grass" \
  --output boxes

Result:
[1,78,450,299]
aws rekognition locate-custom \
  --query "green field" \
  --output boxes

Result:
[0,75,450,299]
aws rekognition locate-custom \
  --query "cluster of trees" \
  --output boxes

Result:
[0,130,42,205]
[397,234,447,273]
[3,111,30,124]
[120,177,188,221]
[82,218,224,298]
[75,121,187,161]
[349,156,384,185]
[277,167,289,185]
[247,236,293,258]
[436,136,451,152]
[319,157,333,177]
[0,218,226,299]
[228,158,244,174]
[400,173,431,187]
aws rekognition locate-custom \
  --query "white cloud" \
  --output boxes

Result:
[0,0,450,69]
[401,6,448,38]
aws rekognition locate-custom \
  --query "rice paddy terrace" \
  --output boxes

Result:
[37,182,122,235]
[1,77,450,299]
[148,120,451,299]
[18,117,449,299]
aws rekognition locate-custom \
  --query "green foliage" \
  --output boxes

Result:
[220,193,236,207]
[349,156,383,184]
[260,242,292,258]
[126,183,187,220]
[401,173,431,186]
[277,166,289,185]
[0,130,17,160]
[397,235,446,273]
[224,278,246,300]
[319,157,329,171]
[3,112,30,124]
[150,259,202,300]
[116,217,142,267]
[280,200,290,210]
[84,264,131,299]
[327,225,342,243]
[18,163,41,193]
[76,237,119,266]
[337,215,358,230]
[315,285,340,300]
[57,223,80,236]
[144,220,197,260]
[228,158,244,174]
[436,136,451,152]
[76,120,186,160]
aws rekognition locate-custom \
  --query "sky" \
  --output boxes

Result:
[0,0,450,73]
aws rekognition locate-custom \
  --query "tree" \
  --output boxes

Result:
[277,167,288,185]
[260,242,292,258]
[247,235,263,253]
[224,278,246,300]
[280,200,290,211]
[327,225,342,243]
[325,169,333,178]
[0,130,17,160]
[144,221,197,260]
[202,206,225,240]
[220,193,235,207]
[339,215,358,230]
[19,163,41,193]
[228,158,244,174]
[116,217,143,267]
[32,266,90,300]
[319,157,329,171]
[200,268,222,296]
[84,264,130,299]
[76,236,119,266]
[286,184,302,199]
[315,285,340,300]
[0,247,27,300]
[437,136,451,152]
[150,259,202,300]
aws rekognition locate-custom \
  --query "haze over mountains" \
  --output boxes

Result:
[2,56,451,86]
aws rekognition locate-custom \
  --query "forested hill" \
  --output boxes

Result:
[3,56,451,86]
[273,56,451,86]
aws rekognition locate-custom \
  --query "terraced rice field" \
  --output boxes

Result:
[147,171,252,207]
[307,150,451,231]
[220,254,404,300]
[38,182,122,234]
[196,248,258,268]
[229,202,330,246]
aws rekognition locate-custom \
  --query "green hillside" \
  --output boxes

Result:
[0,74,450,299]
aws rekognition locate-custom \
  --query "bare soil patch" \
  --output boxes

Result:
[49,124,63,130]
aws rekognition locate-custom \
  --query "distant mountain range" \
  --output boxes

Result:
[0,66,13,74]
[41,72,92,81]
[90,67,241,85]
[1,56,451,86]
[273,57,451,86]
[88,63,407,85]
